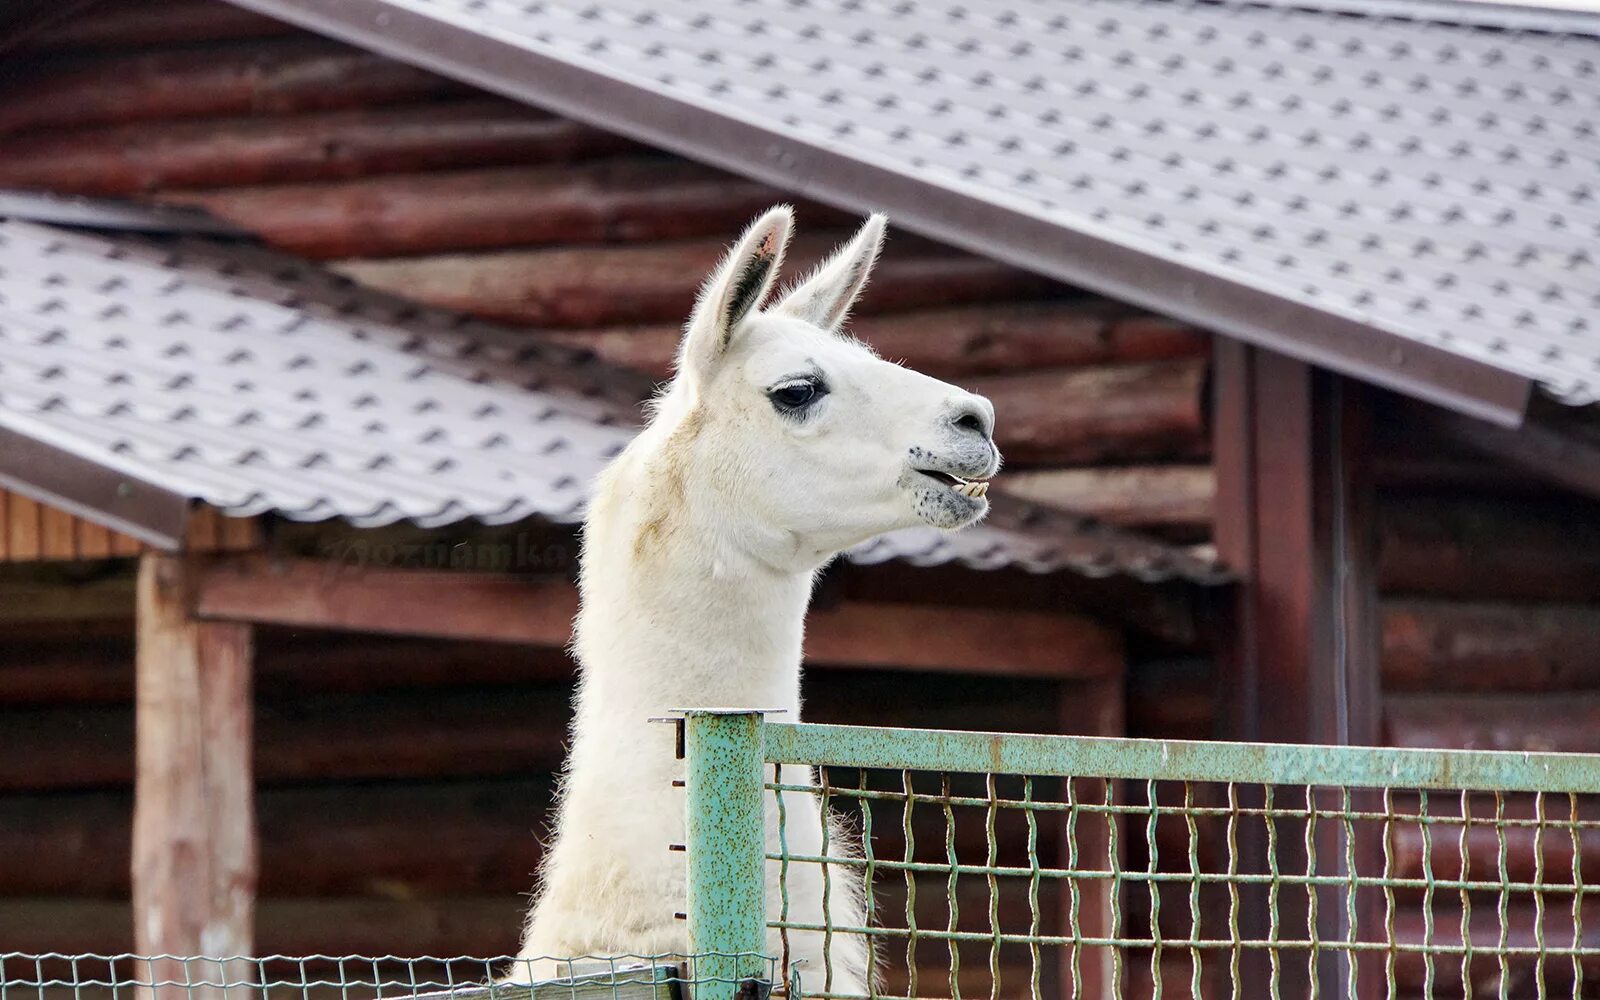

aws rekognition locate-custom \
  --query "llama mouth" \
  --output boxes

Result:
[915,469,991,499]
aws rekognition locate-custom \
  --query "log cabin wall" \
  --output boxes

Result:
[1375,398,1600,756]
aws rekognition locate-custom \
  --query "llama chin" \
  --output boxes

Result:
[513,207,999,995]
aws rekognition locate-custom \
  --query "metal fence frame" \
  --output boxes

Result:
[678,710,1600,1000]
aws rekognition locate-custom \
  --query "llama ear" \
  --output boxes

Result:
[772,213,886,333]
[678,205,792,379]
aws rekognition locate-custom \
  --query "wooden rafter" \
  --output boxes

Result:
[191,554,1124,679]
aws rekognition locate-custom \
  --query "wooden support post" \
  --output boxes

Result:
[133,553,256,998]
[1212,344,1383,998]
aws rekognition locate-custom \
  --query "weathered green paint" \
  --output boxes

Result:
[683,711,771,999]
[761,722,1600,794]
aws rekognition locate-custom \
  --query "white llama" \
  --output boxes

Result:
[514,206,1000,995]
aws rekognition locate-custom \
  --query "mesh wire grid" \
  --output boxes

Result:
[703,718,1600,1000]
[0,954,776,1000]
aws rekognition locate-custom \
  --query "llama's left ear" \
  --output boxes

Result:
[678,205,792,381]
[773,213,887,333]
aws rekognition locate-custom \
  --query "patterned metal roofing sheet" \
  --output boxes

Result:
[0,220,1228,583]
[230,0,1600,418]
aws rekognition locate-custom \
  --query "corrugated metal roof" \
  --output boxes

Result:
[226,0,1600,422]
[0,219,1229,583]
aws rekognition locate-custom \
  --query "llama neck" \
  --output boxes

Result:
[569,457,817,726]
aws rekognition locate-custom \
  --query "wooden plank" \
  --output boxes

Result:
[76,516,113,559]
[133,554,255,994]
[195,555,581,644]
[183,504,222,552]
[38,505,76,560]
[217,514,263,552]
[0,490,8,561]
[111,527,146,557]
[7,493,42,562]
[195,555,1123,678]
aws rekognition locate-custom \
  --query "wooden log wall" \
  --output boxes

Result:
[0,0,1215,541]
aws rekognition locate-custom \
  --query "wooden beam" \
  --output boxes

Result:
[1210,345,1385,999]
[133,554,255,995]
[193,555,1123,678]
[1212,349,1382,745]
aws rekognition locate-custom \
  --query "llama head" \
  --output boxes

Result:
[647,205,999,567]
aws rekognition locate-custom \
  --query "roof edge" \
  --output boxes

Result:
[221,0,1534,428]
[0,424,189,549]
[1239,0,1600,36]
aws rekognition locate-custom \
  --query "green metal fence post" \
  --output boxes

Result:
[683,710,770,1000]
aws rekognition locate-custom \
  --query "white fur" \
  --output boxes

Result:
[513,207,1000,995]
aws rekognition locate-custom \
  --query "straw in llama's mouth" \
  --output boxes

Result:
[916,469,991,499]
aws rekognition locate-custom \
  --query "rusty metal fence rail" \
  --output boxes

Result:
[679,712,1600,1000]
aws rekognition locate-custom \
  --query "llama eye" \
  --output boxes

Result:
[769,379,824,412]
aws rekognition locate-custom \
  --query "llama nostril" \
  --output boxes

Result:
[951,406,991,439]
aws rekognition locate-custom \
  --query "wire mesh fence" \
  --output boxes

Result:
[9,720,1599,1000]
[0,954,775,1000]
[678,713,1600,1000]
